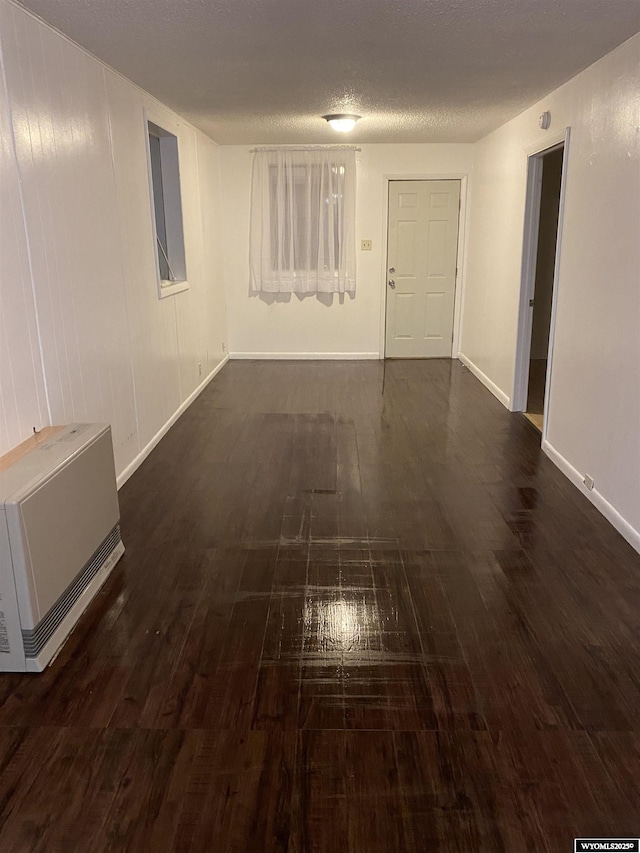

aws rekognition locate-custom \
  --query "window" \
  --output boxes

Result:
[250,147,356,293]
[146,119,188,298]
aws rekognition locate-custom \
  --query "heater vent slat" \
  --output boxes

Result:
[22,524,121,658]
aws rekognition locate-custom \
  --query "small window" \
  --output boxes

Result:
[146,120,188,297]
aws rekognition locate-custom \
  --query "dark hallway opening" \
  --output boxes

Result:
[525,145,564,431]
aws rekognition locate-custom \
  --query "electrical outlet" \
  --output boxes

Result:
[198,362,202,377]
[360,239,372,251]
[222,342,227,352]
[583,474,595,491]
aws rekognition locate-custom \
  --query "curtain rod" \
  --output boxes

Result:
[249,145,361,153]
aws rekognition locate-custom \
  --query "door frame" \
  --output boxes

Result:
[379,173,469,359]
[512,128,571,440]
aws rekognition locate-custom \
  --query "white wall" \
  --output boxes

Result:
[0,23,49,456]
[220,143,474,358]
[461,34,640,544]
[0,0,228,480]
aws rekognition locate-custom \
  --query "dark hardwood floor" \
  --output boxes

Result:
[1,359,639,851]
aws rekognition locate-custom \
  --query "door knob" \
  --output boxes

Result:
[388,279,396,288]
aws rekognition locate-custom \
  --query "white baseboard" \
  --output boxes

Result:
[116,354,229,489]
[542,438,640,554]
[458,352,511,409]
[230,352,380,360]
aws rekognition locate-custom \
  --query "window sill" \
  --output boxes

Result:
[158,280,189,299]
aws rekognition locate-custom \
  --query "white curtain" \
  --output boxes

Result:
[250,147,356,293]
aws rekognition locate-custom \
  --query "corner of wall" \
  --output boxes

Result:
[458,353,511,409]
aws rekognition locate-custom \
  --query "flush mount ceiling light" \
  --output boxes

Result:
[323,113,361,132]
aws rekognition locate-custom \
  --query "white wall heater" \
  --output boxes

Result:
[0,424,124,672]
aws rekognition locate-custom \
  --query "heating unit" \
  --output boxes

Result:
[0,424,124,672]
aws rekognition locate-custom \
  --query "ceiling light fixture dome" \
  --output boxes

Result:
[323,113,361,133]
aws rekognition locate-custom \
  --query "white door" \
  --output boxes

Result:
[385,180,460,358]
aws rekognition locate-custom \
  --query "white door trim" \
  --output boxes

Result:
[379,173,470,359]
[512,127,571,445]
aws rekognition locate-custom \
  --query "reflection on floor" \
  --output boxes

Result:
[0,359,639,851]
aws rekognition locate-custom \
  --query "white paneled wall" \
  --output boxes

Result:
[0,41,49,453]
[0,0,228,479]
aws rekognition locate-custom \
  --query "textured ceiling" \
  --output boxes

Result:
[14,0,640,143]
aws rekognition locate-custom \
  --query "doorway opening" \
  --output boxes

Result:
[513,136,568,435]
